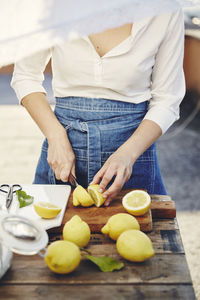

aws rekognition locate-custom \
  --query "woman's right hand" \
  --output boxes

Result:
[47,131,76,182]
[20,92,76,182]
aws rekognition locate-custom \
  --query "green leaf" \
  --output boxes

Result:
[16,190,34,208]
[85,255,124,272]
[80,248,92,255]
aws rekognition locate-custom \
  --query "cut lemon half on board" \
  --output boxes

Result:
[33,201,62,219]
[88,184,107,207]
[122,190,151,216]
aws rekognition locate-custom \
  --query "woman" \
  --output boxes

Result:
[11,6,185,206]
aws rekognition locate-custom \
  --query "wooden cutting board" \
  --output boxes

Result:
[48,189,176,234]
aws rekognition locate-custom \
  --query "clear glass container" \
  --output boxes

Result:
[0,214,48,279]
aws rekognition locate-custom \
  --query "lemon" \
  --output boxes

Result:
[63,215,91,248]
[33,201,61,219]
[122,190,151,216]
[73,185,94,207]
[116,229,155,262]
[88,184,107,207]
[44,240,81,274]
[101,213,140,241]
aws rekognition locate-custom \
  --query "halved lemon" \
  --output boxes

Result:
[33,201,62,219]
[122,190,151,216]
[88,184,107,207]
[73,185,94,207]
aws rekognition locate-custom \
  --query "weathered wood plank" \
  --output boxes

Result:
[150,195,172,201]
[150,195,176,218]
[49,219,179,241]
[159,230,184,253]
[151,201,176,219]
[49,224,184,255]
[87,230,184,254]
[152,219,179,230]
[0,284,195,300]
[48,219,179,241]
[2,254,192,285]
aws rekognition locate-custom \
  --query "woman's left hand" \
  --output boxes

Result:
[90,146,135,206]
[90,120,162,206]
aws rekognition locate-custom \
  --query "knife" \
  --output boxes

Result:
[69,174,79,187]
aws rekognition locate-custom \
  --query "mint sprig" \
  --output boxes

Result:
[16,190,34,208]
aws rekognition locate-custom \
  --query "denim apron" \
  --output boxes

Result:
[33,96,167,195]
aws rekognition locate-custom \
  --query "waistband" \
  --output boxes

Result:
[55,96,148,113]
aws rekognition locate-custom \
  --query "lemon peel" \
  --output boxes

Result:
[44,240,81,274]
[116,229,155,262]
[88,184,107,207]
[101,213,140,241]
[63,215,91,248]
[73,185,94,207]
[122,190,151,216]
[33,201,61,219]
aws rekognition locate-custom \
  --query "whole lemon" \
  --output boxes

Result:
[44,240,81,274]
[116,229,155,262]
[101,213,140,241]
[73,185,94,207]
[63,215,91,248]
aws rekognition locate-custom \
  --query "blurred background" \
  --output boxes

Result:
[0,6,200,299]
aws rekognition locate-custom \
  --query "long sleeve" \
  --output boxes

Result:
[11,48,52,103]
[144,8,186,134]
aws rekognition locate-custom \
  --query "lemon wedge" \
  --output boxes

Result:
[33,201,61,219]
[88,184,107,207]
[73,185,94,207]
[122,190,151,216]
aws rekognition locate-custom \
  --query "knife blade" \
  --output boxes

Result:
[69,173,79,187]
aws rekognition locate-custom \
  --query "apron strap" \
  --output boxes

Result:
[65,120,102,184]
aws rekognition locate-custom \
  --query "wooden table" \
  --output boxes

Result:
[0,191,196,300]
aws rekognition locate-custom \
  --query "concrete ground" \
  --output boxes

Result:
[0,75,200,298]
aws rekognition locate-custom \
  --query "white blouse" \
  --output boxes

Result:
[11,8,185,134]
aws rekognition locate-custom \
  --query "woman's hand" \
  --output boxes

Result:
[90,145,136,206]
[90,119,162,206]
[20,92,76,182]
[47,132,76,182]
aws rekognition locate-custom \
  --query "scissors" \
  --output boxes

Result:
[0,184,22,211]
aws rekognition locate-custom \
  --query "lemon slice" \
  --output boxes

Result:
[88,184,107,207]
[33,201,62,219]
[73,185,94,207]
[122,190,151,216]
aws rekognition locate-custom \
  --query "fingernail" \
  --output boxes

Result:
[99,188,103,193]
[103,193,107,198]
[104,201,109,206]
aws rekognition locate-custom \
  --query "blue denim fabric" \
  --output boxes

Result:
[33,96,167,195]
